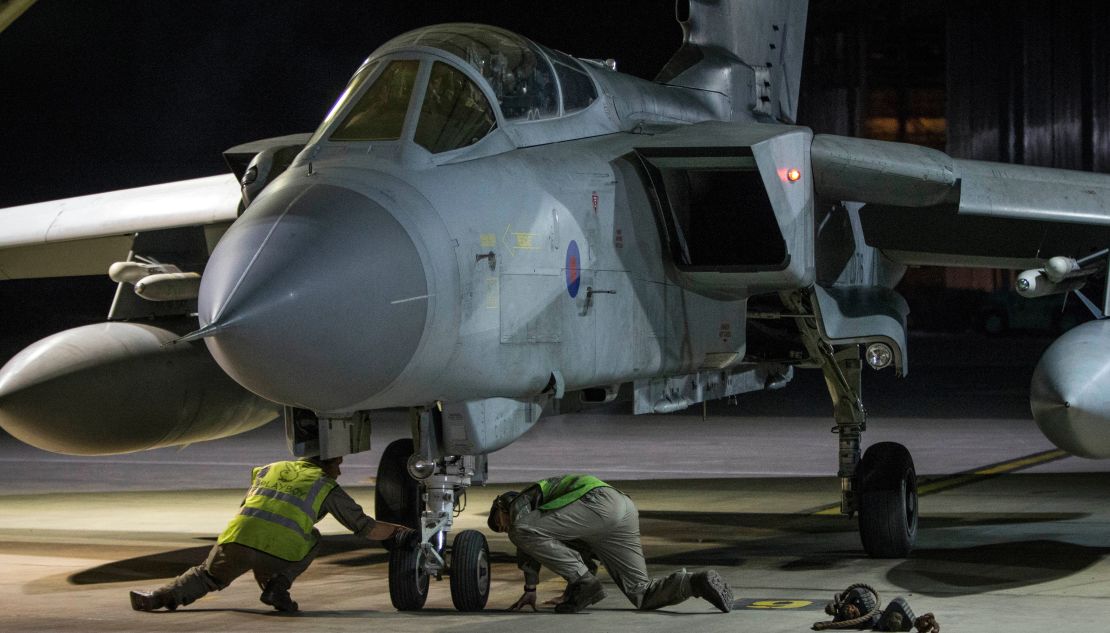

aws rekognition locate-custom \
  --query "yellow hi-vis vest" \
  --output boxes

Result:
[218,460,338,561]
[536,474,610,510]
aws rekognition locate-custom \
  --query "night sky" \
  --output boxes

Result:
[0,2,959,351]
[0,1,678,347]
[0,1,678,207]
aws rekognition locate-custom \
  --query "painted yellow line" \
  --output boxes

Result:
[809,448,1070,515]
[972,449,1068,475]
[917,448,1068,495]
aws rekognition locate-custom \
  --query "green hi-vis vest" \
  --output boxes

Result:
[536,474,610,511]
[218,460,338,562]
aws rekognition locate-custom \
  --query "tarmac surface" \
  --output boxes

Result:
[3,333,1110,631]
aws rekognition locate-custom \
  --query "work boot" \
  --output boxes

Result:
[260,576,299,613]
[554,574,607,613]
[690,570,733,613]
[129,588,177,612]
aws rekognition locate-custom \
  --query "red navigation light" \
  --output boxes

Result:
[786,168,802,182]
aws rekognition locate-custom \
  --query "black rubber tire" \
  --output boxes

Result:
[375,438,420,529]
[856,441,918,558]
[449,530,491,612]
[389,545,430,611]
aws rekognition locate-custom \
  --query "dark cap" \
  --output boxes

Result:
[487,491,519,532]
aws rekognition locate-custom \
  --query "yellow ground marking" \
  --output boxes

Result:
[747,599,815,609]
[810,448,1069,515]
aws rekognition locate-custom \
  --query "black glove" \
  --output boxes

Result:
[383,526,420,551]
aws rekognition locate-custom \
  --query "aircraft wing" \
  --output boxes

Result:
[811,135,1110,268]
[0,174,240,279]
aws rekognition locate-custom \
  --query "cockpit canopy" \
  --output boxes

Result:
[379,23,597,121]
[313,24,599,156]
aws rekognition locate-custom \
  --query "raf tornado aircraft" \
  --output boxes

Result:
[3,0,1110,612]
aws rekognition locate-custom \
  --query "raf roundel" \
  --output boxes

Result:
[565,240,581,298]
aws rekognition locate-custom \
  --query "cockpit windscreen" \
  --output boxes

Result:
[415,62,497,153]
[381,24,558,122]
[330,60,419,141]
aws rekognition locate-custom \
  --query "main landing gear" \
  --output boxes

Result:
[789,294,919,558]
[375,409,491,611]
[819,344,918,558]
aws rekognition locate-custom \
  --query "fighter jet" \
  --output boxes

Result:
[2,0,1110,612]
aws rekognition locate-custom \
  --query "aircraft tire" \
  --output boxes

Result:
[389,545,430,611]
[856,441,918,558]
[375,438,421,528]
[449,530,491,611]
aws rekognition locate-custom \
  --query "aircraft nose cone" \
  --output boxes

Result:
[199,182,428,411]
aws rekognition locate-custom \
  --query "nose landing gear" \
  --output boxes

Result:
[375,437,490,612]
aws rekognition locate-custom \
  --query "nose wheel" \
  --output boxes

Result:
[376,437,488,611]
[389,542,430,610]
[450,530,491,611]
[387,529,491,611]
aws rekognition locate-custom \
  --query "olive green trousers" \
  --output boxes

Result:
[160,533,319,607]
[510,486,694,609]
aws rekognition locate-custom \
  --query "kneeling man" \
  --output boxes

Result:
[129,455,414,613]
[488,473,733,613]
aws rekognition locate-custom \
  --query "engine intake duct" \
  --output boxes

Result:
[631,122,814,300]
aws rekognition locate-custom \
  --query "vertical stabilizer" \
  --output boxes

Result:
[657,0,808,124]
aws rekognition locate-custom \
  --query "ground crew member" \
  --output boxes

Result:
[129,455,415,613]
[487,473,734,614]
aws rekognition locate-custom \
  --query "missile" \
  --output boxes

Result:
[108,260,182,284]
[1017,254,1105,298]
[134,271,202,301]
[1014,269,1085,298]
[1044,256,1084,283]
[1030,319,1110,458]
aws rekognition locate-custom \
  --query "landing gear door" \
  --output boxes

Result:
[812,285,910,375]
[284,406,372,458]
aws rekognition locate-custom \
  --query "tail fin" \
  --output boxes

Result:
[657,0,808,124]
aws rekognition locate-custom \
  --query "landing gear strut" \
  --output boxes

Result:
[376,407,490,611]
[816,344,918,558]
[790,291,918,557]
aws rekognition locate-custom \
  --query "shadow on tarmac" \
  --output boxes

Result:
[888,540,1110,596]
[638,510,1086,537]
[68,535,391,585]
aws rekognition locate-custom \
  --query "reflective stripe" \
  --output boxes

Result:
[218,460,337,561]
[238,507,314,541]
[306,477,331,510]
[248,486,316,517]
[246,477,332,518]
